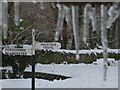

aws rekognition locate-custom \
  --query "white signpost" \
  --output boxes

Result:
[35,42,61,50]
[2,48,34,56]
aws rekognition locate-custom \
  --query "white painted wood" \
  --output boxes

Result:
[2,48,34,56]
[35,42,61,50]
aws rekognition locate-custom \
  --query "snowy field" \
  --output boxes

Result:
[0,58,118,89]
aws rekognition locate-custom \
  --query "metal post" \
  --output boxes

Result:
[32,29,35,90]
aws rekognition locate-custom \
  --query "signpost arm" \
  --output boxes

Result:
[32,29,35,90]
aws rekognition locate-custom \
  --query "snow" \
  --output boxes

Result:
[0,58,118,88]
[0,66,12,71]
[51,48,120,54]
[20,19,23,22]
[2,44,120,55]
[20,27,24,30]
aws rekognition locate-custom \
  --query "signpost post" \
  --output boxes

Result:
[32,29,36,90]
[2,30,36,90]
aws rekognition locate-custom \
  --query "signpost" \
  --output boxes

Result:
[35,42,61,50]
[2,29,61,90]
[2,48,34,56]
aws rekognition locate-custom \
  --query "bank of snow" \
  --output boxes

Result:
[0,58,118,88]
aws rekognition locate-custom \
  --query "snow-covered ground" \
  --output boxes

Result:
[0,58,118,88]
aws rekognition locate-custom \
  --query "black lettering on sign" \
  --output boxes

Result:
[18,49,21,51]
[5,48,8,51]
[17,52,19,55]
[20,52,22,55]
[24,52,26,55]
[12,52,14,55]
[23,52,25,55]
[43,47,54,49]
[3,48,30,56]
[41,44,46,45]
[5,52,8,55]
